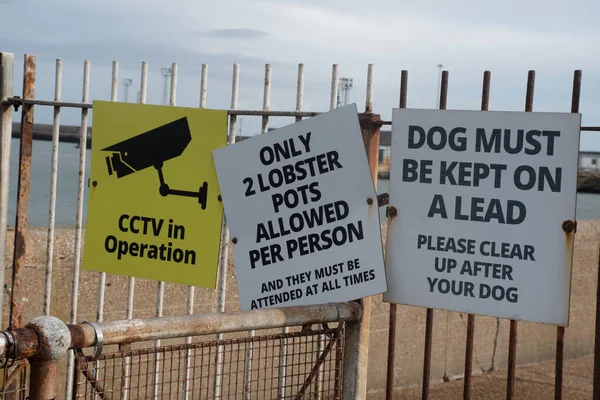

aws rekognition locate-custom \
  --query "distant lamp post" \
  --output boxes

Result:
[436,63,443,108]
[123,78,133,103]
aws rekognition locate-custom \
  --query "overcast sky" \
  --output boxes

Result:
[2,0,599,148]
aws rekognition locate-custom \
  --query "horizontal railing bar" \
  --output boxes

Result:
[2,98,323,117]
[0,302,361,359]
[229,110,320,117]
[71,302,361,348]
[4,98,599,132]
[3,98,92,108]
[379,121,600,131]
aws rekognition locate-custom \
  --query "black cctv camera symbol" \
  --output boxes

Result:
[102,117,209,210]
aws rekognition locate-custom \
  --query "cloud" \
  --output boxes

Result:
[207,28,270,39]
[1,0,599,144]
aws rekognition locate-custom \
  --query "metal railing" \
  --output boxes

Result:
[2,50,600,400]
[0,302,361,400]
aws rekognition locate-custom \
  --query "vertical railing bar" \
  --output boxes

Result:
[385,69,408,400]
[365,64,374,113]
[318,62,338,399]
[125,60,147,325]
[294,63,304,124]
[342,63,378,399]
[463,70,491,400]
[64,58,90,400]
[151,61,176,400]
[213,62,239,399]
[276,63,303,400]
[422,70,448,400]
[139,61,148,105]
[169,62,177,107]
[330,64,339,111]
[0,52,14,328]
[96,60,118,324]
[43,58,62,316]
[182,62,207,400]
[7,57,33,400]
[0,52,15,324]
[507,69,535,400]
[243,63,271,400]
[122,64,148,400]
[555,69,581,400]
[9,54,36,331]
[199,64,208,108]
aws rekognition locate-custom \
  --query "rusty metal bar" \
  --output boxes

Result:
[555,69,582,400]
[64,58,91,400]
[9,54,36,330]
[26,316,71,400]
[385,69,408,400]
[77,357,112,400]
[342,64,377,400]
[294,334,336,399]
[555,326,565,400]
[59,302,362,352]
[0,52,15,327]
[463,70,491,400]
[422,308,434,400]
[507,319,518,399]
[507,70,536,400]
[422,70,449,400]
[0,363,25,393]
[6,93,600,133]
[42,59,62,317]
[365,64,374,113]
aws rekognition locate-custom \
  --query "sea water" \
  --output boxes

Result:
[6,138,600,227]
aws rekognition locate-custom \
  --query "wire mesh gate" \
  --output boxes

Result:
[72,326,344,400]
[0,359,28,400]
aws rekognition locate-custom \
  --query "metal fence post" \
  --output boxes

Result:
[9,54,36,331]
[343,111,381,399]
[0,52,14,328]
[26,316,71,400]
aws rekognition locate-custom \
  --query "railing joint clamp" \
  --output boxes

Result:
[81,319,104,359]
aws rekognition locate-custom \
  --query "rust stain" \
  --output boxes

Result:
[562,220,576,234]
[387,206,398,220]
[9,56,36,330]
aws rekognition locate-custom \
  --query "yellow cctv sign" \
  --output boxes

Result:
[82,101,227,288]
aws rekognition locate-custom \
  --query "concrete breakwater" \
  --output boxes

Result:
[577,170,600,193]
[11,122,92,148]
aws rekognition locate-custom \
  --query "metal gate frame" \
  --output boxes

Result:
[72,325,344,399]
[0,302,361,400]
